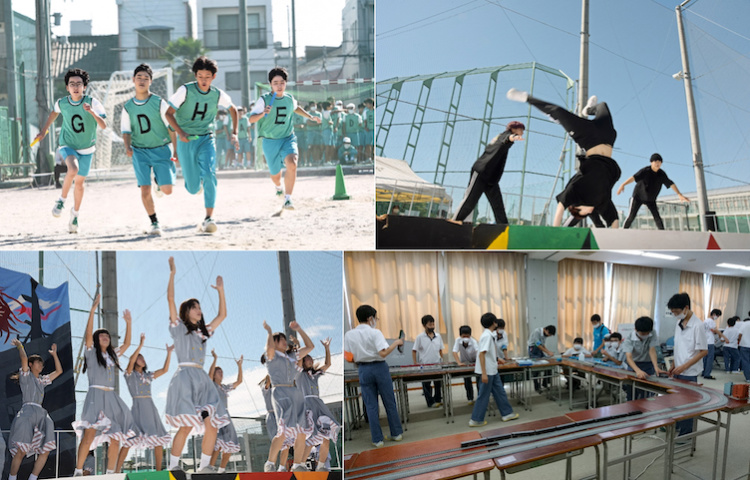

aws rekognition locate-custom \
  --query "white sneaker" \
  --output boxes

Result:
[201,217,217,233]
[264,461,276,472]
[283,198,295,210]
[372,440,384,448]
[502,413,519,422]
[275,187,284,197]
[196,466,217,473]
[391,434,403,441]
[277,465,287,472]
[52,199,65,217]
[291,464,309,472]
[147,222,162,236]
[69,211,79,233]
[468,420,487,427]
[583,95,598,115]
[507,88,529,103]
[153,182,164,198]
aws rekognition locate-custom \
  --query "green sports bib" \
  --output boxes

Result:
[173,82,220,136]
[257,92,296,139]
[124,95,170,148]
[57,95,99,151]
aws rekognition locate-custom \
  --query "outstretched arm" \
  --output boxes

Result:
[320,337,332,373]
[209,349,218,380]
[33,111,60,144]
[120,309,133,356]
[292,322,314,358]
[167,257,178,324]
[12,339,29,372]
[617,176,635,195]
[207,276,227,332]
[85,293,101,349]
[670,184,690,203]
[48,343,63,382]
[153,344,174,379]
[263,320,275,361]
[231,356,244,389]
[127,333,145,375]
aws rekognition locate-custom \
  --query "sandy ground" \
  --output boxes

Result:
[1,171,374,250]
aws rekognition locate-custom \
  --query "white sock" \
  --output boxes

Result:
[217,467,225,473]
[506,88,529,103]
[199,453,211,470]
[584,95,598,114]
[285,194,291,201]
[9,474,17,480]
[29,474,38,480]
[169,454,180,470]
[71,209,79,217]
[106,469,114,474]
[58,196,66,202]
[73,469,83,476]
[276,186,283,191]
[292,463,304,469]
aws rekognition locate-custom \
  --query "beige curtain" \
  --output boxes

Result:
[557,259,606,353]
[344,251,441,341]
[678,271,706,321]
[444,252,527,357]
[608,263,658,331]
[709,275,742,321]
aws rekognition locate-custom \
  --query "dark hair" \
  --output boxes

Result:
[634,316,654,333]
[356,305,376,323]
[179,299,210,342]
[83,329,122,373]
[480,313,497,329]
[650,153,663,163]
[272,332,287,346]
[459,325,472,336]
[364,98,374,106]
[268,67,288,82]
[667,293,690,310]
[728,317,737,327]
[421,315,435,326]
[710,309,722,317]
[610,332,622,341]
[192,56,218,75]
[590,314,601,323]
[496,318,506,329]
[322,101,331,110]
[212,366,223,382]
[391,204,400,212]
[567,205,589,219]
[545,325,557,336]
[65,68,90,87]
[573,337,583,344]
[134,353,149,374]
[10,355,45,382]
[260,353,267,364]
[301,354,322,374]
[745,318,750,322]
[506,120,525,131]
[133,63,153,79]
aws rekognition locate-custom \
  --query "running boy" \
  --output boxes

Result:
[34,68,107,233]
[165,56,239,233]
[249,67,320,210]
[121,63,177,236]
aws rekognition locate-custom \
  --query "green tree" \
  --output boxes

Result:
[162,38,209,90]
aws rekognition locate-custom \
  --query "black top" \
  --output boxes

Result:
[632,166,673,201]
[471,131,515,184]
[556,154,622,224]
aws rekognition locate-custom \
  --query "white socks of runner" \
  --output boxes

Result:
[106,470,114,474]
[199,453,211,470]
[285,194,291,201]
[169,454,180,470]
[29,475,38,480]
[9,475,17,480]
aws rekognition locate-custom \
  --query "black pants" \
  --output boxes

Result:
[54,164,68,187]
[422,380,442,406]
[527,96,615,151]
[453,170,508,224]
[623,197,664,229]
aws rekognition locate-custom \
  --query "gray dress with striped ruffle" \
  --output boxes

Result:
[296,369,340,446]
[125,370,171,448]
[8,370,56,457]
[214,383,240,453]
[267,350,312,442]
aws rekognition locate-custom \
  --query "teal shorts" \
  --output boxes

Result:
[262,134,298,176]
[59,146,93,177]
[132,144,176,187]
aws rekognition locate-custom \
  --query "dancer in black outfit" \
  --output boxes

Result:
[507,88,621,227]
[451,121,525,224]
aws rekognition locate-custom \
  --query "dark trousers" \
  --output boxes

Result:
[453,170,508,224]
[674,375,698,436]
[624,361,656,401]
[54,164,68,187]
[529,346,549,391]
[725,347,740,372]
[422,380,442,407]
[463,375,481,401]
[623,197,664,229]
[702,344,716,377]
[527,95,614,151]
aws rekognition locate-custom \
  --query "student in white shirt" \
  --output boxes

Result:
[737,318,750,382]
[668,293,707,437]
[412,315,444,408]
[602,332,626,369]
[702,308,728,379]
[452,325,480,404]
[495,318,509,361]
[562,337,591,389]
[722,317,741,373]
[343,305,404,448]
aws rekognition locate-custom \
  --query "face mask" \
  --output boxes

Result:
[348,108,355,114]
[637,333,650,340]
[573,344,582,351]
[611,341,619,348]
[604,341,611,348]
[497,329,504,339]
[309,106,317,111]
[675,312,686,321]
[427,327,435,334]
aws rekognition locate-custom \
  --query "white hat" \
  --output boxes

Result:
[335,100,343,106]
[343,137,351,143]
[346,103,355,109]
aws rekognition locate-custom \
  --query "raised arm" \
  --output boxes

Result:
[12,339,29,372]
[153,344,174,379]
[119,309,133,356]
[208,349,218,380]
[126,333,145,375]
[291,321,314,358]
[47,343,63,382]
[85,293,101,349]
[167,257,178,323]
[320,337,332,373]
[207,276,226,332]
[231,356,244,389]
[263,320,275,361]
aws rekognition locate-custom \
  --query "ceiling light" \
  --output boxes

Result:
[716,263,750,272]
[642,252,680,261]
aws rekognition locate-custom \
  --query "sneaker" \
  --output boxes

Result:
[291,464,309,472]
[583,95,598,116]
[704,375,716,380]
[432,402,443,408]
[264,461,276,472]
[468,420,487,427]
[153,182,164,198]
[196,466,217,473]
[468,400,475,405]
[277,466,287,472]
[147,222,162,236]
[502,413,520,422]
[391,434,403,441]
[506,88,529,103]
[73,470,83,477]
[316,466,330,472]
[201,217,217,234]
[52,199,65,217]
[372,440,384,448]
[283,198,295,210]
[69,212,79,233]
[275,188,284,196]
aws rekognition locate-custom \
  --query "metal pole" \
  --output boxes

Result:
[101,252,119,393]
[278,251,296,341]
[35,0,54,173]
[291,0,298,81]
[577,0,589,117]
[38,251,44,284]
[676,2,709,232]
[238,0,250,109]
[4,0,18,152]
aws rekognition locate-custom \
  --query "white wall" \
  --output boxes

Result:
[525,258,558,349]
[655,267,681,343]
[736,277,750,320]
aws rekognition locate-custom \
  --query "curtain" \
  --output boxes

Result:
[444,252,527,357]
[608,263,658,331]
[678,271,706,321]
[344,251,440,342]
[708,275,742,321]
[557,259,606,353]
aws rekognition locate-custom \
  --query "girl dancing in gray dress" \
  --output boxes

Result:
[260,365,291,472]
[8,340,62,480]
[208,350,243,473]
[115,333,174,472]
[262,320,315,473]
[164,257,229,473]
[73,294,136,476]
[296,337,339,472]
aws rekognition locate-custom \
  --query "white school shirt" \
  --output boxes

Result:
[475,328,499,376]
[704,317,717,345]
[673,315,708,376]
[738,322,750,348]
[452,337,479,364]
[344,323,389,363]
[723,325,739,349]
[607,343,626,368]
[495,330,509,358]
[413,331,443,364]
[562,346,592,358]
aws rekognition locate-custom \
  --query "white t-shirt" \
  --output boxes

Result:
[495,330,509,359]
[704,317,717,345]
[674,315,708,376]
[738,322,750,348]
[723,325,739,349]
[120,97,171,134]
[452,337,479,364]
[344,324,389,363]
[563,346,592,358]
[475,328,499,376]
[413,331,443,364]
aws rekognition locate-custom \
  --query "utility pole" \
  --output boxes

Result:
[291,0,298,81]
[101,252,119,393]
[676,1,709,232]
[238,0,250,109]
[35,0,54,173]
[278,251,296,342]
[576,0,589,162]
[3,0,18,151]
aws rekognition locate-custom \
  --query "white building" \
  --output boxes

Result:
[196,0,275,107]
[340,0,374,79]
[116,0,198,74]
